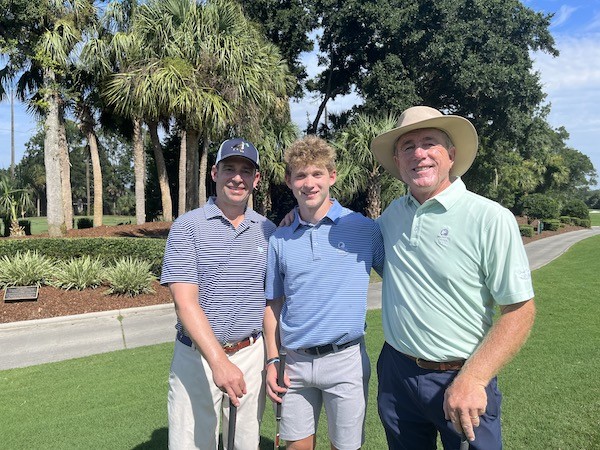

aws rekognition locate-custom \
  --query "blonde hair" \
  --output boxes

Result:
[284,135,336,175]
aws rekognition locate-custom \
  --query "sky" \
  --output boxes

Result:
[1,1,599,188]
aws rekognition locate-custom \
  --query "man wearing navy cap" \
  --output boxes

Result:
[161,138,276,449]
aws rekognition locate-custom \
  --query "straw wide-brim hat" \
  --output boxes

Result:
[370,106,478,179]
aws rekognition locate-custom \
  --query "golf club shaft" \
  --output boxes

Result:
[274,350,287,449]
[228,403,237,450]
[460,433,469,450]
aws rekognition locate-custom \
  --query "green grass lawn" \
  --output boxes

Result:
[25,215,136,235]
[1,215,135,235]
[590,209,600,226]
[1,236,599,449]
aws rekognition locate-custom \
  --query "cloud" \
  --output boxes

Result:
[550,5,578,28]
[533,34,600,95]
[532,32,600,185]
[585,11,600,31]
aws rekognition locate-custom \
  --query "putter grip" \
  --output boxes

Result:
[275,350,287,418]
[460,434,469,450]
[227,403,237,450]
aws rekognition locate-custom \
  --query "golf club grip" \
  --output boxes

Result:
[460,434,469,450]
[275,350,287,418]
[227,403,237,450]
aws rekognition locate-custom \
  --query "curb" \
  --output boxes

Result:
[0,302,174,330]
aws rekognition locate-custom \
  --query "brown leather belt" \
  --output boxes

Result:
[403,353,465,371]
[177,331,261,354]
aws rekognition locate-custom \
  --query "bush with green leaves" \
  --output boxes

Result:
[521,194,560,222]
[76,218,94,229]
[573,218,591,228]
[541,219,561,231]
[0,250,56,287]
[105,257,157,297]
[559,216,572,224]
[561,199,590,220]
[519,225,535,237]
[0,238,166,276]
[49,256,105,290]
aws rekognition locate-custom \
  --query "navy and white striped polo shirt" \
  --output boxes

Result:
[161,197,276,343]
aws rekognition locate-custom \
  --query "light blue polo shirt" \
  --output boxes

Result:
[266,200,385,350]
[378,178,534,361]
[161,197,276,343]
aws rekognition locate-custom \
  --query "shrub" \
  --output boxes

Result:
[559,216,573,224]
[0,238,166,276]
[519,225,535,237]
[0,250,56,287]
[541,219,561,231]
[573,218,591,228]
[561,199,590,220]
[49,256,105,290]
[521,194,560,221]
[77,218,94,229]
[105,257,156,296]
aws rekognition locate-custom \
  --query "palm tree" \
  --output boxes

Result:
[253,119,298,215]
[334,113,404,218]
[1,0,97,236]
[82,0,148,224]
[103,0,293,214]
[0,177,33,237]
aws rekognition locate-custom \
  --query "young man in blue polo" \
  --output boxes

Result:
[263,135,384,450]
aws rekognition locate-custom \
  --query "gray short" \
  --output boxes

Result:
[280,339,370,450]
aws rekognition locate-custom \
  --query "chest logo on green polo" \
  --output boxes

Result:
[436,226,451,247]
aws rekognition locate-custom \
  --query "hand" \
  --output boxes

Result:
[265,362,289,403]
[443,374,487,442]
[210,357,247,407]
[278,209,295,227]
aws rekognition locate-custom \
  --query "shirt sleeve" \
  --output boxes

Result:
[371,220,385,276]
[265,234,284,300]
[483,208,534,305]
[160,218,199,285]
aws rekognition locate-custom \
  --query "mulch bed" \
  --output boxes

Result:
[0,218,587,324]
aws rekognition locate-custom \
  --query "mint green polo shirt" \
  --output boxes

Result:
[378,178,534,361]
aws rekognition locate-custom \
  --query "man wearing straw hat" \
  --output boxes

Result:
[370,106,536,449]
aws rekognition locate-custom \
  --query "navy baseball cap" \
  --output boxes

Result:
[215,138,259,168]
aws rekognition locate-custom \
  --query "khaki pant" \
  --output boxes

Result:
[168,337,266,450]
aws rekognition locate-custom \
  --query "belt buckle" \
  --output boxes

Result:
[415,357,427,369]
[223,341,235,352]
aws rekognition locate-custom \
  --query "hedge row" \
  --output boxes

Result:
[559,216,592,227]
[0,238,166,276]
[519,225,535,237]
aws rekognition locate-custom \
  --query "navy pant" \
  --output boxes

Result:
[377,342,502,450]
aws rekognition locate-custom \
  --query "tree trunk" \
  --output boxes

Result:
[147,120,172,221]
[133,118,146,225]
[87,130,103,227]
[58,115,73,230]
[198,138,209,207]
[43,70,65,237]
[257,179,271,216]
[86,153,90,216]
[178,129,187,217]
[186,129,200,211]
[365,174,382,219]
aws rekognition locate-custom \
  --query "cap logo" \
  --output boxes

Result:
[233,142,249,153]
